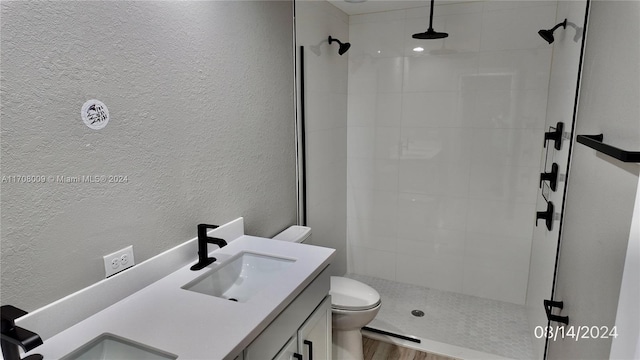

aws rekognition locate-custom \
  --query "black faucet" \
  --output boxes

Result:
[1,305,43,360]
[190,224,227,271]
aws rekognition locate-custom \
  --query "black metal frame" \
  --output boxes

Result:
[299,46,307,226]
[545,0,591,358]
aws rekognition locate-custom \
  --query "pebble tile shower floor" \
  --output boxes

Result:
[348,274,534,360]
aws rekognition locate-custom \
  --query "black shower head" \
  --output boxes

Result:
[538,19,567,44]
[538,29,555,44]
[412,0,448,40]
[413,28,449,40]
[338,42,351,55]
[328,36,351,56]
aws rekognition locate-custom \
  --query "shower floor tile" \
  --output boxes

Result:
[347,274,534,360]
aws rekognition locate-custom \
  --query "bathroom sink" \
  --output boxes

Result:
[59,333,177,360]
[182,252,295,302]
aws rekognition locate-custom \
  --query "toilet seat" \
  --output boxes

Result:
[330,276,381,311]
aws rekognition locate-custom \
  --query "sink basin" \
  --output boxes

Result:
[182,252,295,302]
[60,333,177,360]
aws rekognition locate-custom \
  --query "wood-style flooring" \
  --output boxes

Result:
[362,337,460,360]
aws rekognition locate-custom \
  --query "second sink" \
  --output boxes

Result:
[182,252,295,302]
[60,333,177,360]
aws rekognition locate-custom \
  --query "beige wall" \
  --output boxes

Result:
[1,1,296,310]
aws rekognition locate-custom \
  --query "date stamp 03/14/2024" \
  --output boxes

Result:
[535,326,619,342]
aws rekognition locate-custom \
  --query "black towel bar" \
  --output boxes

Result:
[576,134,640,163]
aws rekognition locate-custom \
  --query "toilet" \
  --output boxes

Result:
[273,226,381,360]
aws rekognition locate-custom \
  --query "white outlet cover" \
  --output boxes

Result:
[103,245,135,278]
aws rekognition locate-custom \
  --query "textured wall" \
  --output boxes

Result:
[1,1,296,310]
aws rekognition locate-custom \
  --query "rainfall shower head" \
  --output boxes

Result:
[328,36,351,55]
[413,28,449,40]
[538,19,567,44]
[412,0,448,40]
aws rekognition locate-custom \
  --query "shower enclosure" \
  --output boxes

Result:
[295,1,588,358]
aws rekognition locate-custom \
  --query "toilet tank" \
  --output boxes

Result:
[272,225,311,244]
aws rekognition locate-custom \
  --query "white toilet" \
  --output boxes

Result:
[273,226,381,360]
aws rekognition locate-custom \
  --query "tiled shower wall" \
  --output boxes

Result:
[296,1,349,276]
[346,1,557,305]
[526,1,587,357]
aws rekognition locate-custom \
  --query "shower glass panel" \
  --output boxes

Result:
[296,0,587,358]
[295,0,350,276]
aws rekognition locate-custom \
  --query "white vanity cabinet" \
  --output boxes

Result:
[273,335,300,360]
[295,296,331,360]
[270,297,331,360]
[244,269,331,360]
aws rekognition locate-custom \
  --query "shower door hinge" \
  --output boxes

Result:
[544,299,569,325]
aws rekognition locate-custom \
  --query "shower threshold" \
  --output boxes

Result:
[348,274,534,360]
[362,328,516,360]
[362,326,421,343]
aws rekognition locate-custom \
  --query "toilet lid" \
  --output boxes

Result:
[330,276,381,311]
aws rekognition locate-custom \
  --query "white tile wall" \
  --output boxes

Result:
[523,1,590,357]
[347,0,556,305]
[296,1,349,276]
[401,92,462,128]
[480,5,557,51]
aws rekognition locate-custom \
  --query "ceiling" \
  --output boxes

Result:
[326,0,477,16]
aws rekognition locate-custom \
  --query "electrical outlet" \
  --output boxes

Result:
[103,245,135,278]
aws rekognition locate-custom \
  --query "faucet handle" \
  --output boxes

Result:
[197,224,219,238]
[1,305,44,357]
[1,305,28,331]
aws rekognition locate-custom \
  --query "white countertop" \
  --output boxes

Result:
[23,235,335,360]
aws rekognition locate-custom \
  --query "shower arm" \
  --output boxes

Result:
[428,0,435,31]
[549,19,568,33]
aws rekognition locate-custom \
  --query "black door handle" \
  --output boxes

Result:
[303,340,313,360]
[293,353,303,360]
[536,201,555,231]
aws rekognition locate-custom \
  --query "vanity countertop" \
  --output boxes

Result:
[22,234,335,360]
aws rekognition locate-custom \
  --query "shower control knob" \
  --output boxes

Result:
[536,201,555,231]
[544,122,564,150]
[540,163,559,191]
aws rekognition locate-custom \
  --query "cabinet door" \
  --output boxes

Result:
[273,335,301,360]
[298,296,332,360]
